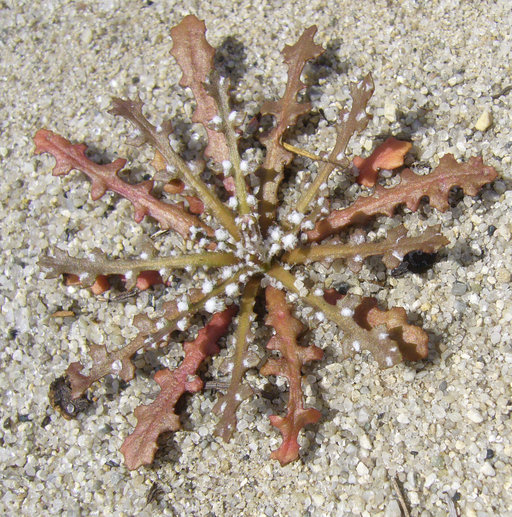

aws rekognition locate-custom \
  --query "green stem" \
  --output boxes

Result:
[113,99,241,241]
[210,73,250,215]
[150,130,241,240]
[147,266,250,346]
[99,252,238,275]
[214,276,260,441]
[266,265,348,328]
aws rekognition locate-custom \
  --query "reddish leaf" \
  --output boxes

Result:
[34,129,206,238]
[163,178,185,194]
[64,273,111,295]
[184,195,205,214]
[170,15,229,164]
[307,154,497,241]
[135,271,163,291]
[121,306,236,470]
[353,137,412,187]
[261,287,323,465]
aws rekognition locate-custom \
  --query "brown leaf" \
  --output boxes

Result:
[109,96,238,239]
[284,224,449,271]
[170,15,229,164]
[295,74,375,213]
[260,287,323,465]
[258,26,324,232]
[307,154,497,241]
[378,225,448,270]
[40,248,160,291]
[66,332,148,399]
[163,179,185,194]
[323,291,428,362]
[354,298,429,361]
[120,306,236,470]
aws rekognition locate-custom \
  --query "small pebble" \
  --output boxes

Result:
[81,28,94,45]
[474,109,492,131]
[356,461,369,476]
[408,491,420,505]
[384,99,397,122]
[480,463,495,476]
[359,434,372,450]
[466,408,484,423]
[311,493,324,506]
[397,413,410,424]
[424,472,436,488]
[384,500,401,517]
[451,282,467,295]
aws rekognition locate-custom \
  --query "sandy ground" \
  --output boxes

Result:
[1,1,511,515]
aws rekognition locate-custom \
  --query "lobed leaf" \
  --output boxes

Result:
[307,154,497,242]
[260,286,323,465]
[353,136,412,187]
[65,272,247,399]
[284,224,449,272]
[258,26,324,233]
[323,290,428,361]
[121,306,237,470]
[296,74,375,213]
[34,129,206,238]
[40,247,237,290]
[170,15,229,164]
[66,313,157,399]
[355,297,429,361]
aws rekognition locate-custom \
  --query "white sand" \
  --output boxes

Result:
[1,1,511,515]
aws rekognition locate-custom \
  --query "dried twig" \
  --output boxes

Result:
[391,475,411,517]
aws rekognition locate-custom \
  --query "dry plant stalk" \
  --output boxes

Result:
[34,15,497,470]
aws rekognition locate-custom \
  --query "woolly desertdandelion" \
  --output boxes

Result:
[34,15,497,469]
